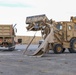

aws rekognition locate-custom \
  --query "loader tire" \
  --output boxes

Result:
[53,44,63,54]
[62,48,65,53]
[68,38,76,53]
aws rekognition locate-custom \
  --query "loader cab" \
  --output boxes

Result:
[62,22,74,41]
[55,22,75,42]
[53,22,76,54]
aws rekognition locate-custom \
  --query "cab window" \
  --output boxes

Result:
[68,25,72,30]
[56,24,62,30]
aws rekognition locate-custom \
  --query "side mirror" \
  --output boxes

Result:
[15,28,17,33]
[14,28,17,33]
[13,24,17,27]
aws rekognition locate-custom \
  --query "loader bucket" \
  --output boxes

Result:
[26,14,49,31]
[26,14,48,24]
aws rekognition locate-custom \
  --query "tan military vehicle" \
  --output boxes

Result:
[0,24,17,51]
[25,14,76,56]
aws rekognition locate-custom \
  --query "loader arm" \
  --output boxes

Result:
[33,24,54,56]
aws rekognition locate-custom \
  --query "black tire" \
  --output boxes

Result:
[68,38,76,53]
[62,48,65,53]
[53,44,63,54]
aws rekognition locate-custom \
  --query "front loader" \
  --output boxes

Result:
[25,14,76,56]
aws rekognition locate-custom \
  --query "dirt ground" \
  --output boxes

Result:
[0,45,76,75]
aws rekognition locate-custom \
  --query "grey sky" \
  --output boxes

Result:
[0,0,76,36]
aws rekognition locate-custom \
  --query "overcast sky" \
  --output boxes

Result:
[0,0,76,36]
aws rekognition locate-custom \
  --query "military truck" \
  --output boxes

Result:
[25,14,76,56]
[0,24,16,50]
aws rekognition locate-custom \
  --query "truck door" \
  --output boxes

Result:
[66,23,74,41]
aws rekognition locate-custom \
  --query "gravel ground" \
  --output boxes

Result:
[0,44,76,75]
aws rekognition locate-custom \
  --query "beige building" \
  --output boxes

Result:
[14,36,42,44]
